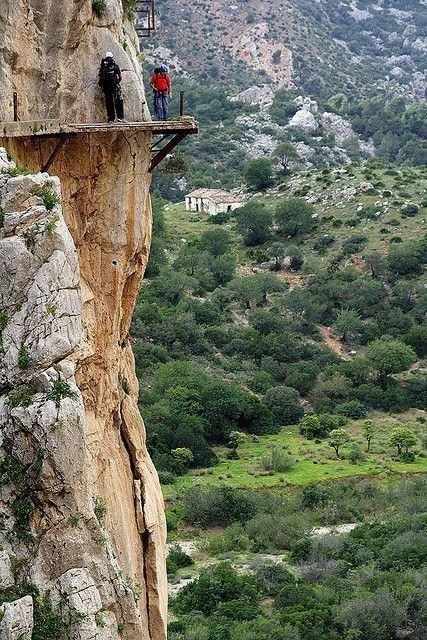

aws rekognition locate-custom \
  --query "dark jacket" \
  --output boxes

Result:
[99,57,122,91]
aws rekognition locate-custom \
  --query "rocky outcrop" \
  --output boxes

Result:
[0,2,167,640]
[0,595,34,640]
[287,109,318,134]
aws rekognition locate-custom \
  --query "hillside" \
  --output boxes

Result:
[132,162,426,488]
[149,0,426,99]
[136,162,427,638]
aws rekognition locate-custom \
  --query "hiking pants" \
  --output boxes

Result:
[105,86,124,122]
[154,91,168,120]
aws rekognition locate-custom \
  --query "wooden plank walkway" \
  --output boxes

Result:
[0,117,198,138]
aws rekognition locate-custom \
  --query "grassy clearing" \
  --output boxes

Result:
[162,412,427,498]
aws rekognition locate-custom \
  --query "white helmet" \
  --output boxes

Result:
[105,51,113,58]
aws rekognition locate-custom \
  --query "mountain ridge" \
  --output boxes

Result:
[149,0,426,100]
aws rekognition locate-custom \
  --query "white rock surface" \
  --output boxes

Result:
[321,112,355,142]
[0,171,82,384]
[287,109,318,133]
[59,567,103,614]
[0,596,34,640]
[0,551,14,588]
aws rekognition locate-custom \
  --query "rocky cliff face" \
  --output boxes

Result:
[0,2,167,640]
[0,0,150,123]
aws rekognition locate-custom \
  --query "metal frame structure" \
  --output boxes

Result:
[135,0,155,37]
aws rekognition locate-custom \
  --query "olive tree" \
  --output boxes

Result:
[328,428,350,458]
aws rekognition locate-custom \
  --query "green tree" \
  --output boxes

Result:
[284,361,319,396]
[227,276,263,309]
[235,201,272,246]
[328,428,350,458]
[403,325,427,358]
[150,268,196,304]
[272,141,300,172]
[263,385,304,426]
[389,427,417,457]
[267,242,287,270]
[174,244,210,276]
[280,288,324,324]
[253,271,286,303]
[332,308,362,342]
[275,198,316,237]
[244,158,274,191]
[364,250,387,278]
[299,414,323,439]
[362,419,374,452]
[365,339,417,389]
[211,253,236,286]
[300,413,347,440]
[171,447,194,474]
[199,228,231,257]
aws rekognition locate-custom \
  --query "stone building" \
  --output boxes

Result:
[185,188,243,215]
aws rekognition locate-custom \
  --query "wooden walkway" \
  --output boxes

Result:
[0,117,198,138]
[0,117,198,172]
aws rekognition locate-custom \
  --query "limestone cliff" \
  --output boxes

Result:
[0,0,150,123]
[0,2,167,640]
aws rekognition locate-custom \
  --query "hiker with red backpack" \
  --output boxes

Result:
[150,64,171,120]
[98,52,125,123]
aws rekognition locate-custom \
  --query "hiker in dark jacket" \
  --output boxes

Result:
[98,52,125,122]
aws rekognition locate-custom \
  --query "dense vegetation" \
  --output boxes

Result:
[168,475,427,640]
[133,162,426,484]
[153,0,426,99]
[142,8,427,635]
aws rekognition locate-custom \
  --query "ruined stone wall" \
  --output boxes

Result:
[0,2,167,639]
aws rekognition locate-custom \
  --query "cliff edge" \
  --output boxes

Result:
[0,2,167,640]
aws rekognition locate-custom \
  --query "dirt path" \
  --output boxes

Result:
[317,325,350,360]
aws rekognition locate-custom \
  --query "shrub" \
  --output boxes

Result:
[123,0,136,20]
[249,371,276,394]
[403,325,427,357]
[335,400,367,419]
[255,563,297,596]
[346,444,367,464]
[158,470,176,485]
[246,512,309,552]
[34,184,60,211]
[18,342,29,368]
[300,484,331,509]
[167,546,194,574]
[182,486,255,528]
[7,385,36,408]
[92,0,106,17]
[260,447,295,473]
[400,203,418,217]
[173,562,259,617]
[342,234,367,255]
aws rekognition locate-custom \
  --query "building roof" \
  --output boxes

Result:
[185,188,242,204]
